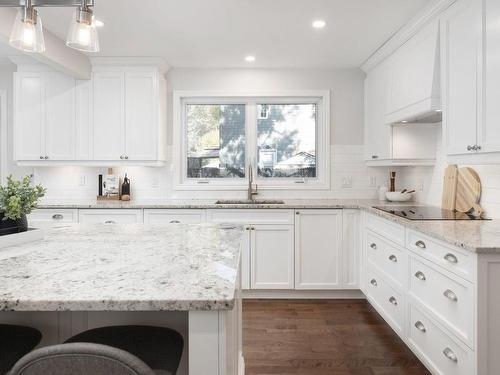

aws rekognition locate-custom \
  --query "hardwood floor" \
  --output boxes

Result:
[243,299,430,375]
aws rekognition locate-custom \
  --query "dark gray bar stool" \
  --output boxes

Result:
[0,324,41,375]
[64,325,184,375]
[9,343,156,375]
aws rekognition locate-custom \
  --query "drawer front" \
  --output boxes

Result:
[409,256,474,347]
[366,214,405,246]
[407,230,476,282]
[408,303,475,375]
[367,230,407,289]
[206,209,294,225]
[365,265,404,334]
[28,209,78,224]
[78,209,143,224]
[144,209,206,224]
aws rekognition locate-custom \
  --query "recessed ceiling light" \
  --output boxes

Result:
[245,55,256,62]
[312,20,326,29]
[401,120,408,123]
[435,109,442,112]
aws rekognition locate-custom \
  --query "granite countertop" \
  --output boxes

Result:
[36,199,500,254]
[0,223,243,312]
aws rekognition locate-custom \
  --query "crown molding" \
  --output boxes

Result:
[360,0,457,73]
[89,57,170,73]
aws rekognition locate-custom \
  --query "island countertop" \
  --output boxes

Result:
[0,223,243,312]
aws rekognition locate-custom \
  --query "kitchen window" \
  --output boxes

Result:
[173,91,330,190]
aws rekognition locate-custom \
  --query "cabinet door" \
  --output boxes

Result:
[125,72,157,160]
[442,0,481,155]
[45,72,75,160]
[481,0,500,153]
[75,80,93,160]
[14,72,44,161]
[295,209,342,289]
[342,209,360,288]
[250,225,294,290]
[364,60,392,161]
[93,72,125,160]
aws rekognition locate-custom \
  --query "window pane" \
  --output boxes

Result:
[187,104,246,178]
[257,104,316,178]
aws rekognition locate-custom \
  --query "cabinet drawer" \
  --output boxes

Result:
[28,209,78,224]
[367,230,407,289]
[366,214,405,246]
[365,265,404,334]
[206,209,294,225]
[408,303,474,375]
[78,209,143,224]
[409,256,474,347]
[407,230,476,282]
[144,209,205,224]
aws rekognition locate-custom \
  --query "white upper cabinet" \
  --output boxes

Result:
[385,21,441,124]
[93,72,126,160]
[13,59,167,165]
[14,72,44,161]
[364,59,392,161]
[15,71,75,161]
[441,0,482,155]
[481,0,500,153]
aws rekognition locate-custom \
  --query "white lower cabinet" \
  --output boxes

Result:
[143,209,206,224]
[78,209,143,224]
[294,209,342,289]
[250,225,294,290]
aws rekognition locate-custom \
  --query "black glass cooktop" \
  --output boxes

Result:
[374,206,488,220]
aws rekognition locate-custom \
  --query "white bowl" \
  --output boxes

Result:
[385,191,413,202]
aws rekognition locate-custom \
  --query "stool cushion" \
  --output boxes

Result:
[65,325,183,375]
[0,324,42,375]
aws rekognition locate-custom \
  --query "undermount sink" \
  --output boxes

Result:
[215,199,285,205]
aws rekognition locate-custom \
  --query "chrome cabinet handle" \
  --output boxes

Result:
[443,289,458,302]
[370,279,378,286]
[388,254,398,263]
[370,243,377,250]
[169,220,180,224]
[104,220,116,224]
[444,253,458,264]
[443,347,458,363]
[389,296,398,306]
[52,214,64,220]
[414,321,426,333]
[415,240,426,249]
[415,271,426,281]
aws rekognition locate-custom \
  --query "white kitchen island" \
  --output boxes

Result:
[0,223,244,375]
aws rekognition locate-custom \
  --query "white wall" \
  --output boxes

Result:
[400,130,500,218]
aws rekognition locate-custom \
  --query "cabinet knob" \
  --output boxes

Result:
[372,155,379,159]
[415,240,426,249]
[52,214,64,220]
[40,156,44,159]
[444,253,458,264]
[388,296,398,306]
[467,145,473,151]
[120,155,124,160]
[296,212,300,215]
[414,271,426,281]
[125,156,129,160]
[169,220,180,224]
[44,156,49,159]
[370,279,377,286]
[370,243,377,250]
[475,145,482,151]
[104,220,116,224]
[443,347,458,363]
[388,254,398,263]
[443,289,458,302]
[414,321,426,333]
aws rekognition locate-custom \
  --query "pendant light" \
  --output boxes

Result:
[9,0,45,53]
[66,0,99,52]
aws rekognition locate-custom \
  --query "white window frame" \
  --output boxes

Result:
[172,90,330,190]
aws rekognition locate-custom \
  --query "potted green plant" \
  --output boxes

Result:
[0,175,45,235]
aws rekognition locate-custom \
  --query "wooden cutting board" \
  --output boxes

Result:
[456,167,484,216]
[442,165,458,211]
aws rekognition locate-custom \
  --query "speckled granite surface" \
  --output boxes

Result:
[0,223,243,312]
[36,199,500,253]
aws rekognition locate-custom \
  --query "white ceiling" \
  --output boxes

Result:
[33,0,431,69]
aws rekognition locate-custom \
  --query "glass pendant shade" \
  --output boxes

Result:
[9,8,45,53]
[66,8,99,52]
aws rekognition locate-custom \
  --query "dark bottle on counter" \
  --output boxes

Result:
[121,174,131,201]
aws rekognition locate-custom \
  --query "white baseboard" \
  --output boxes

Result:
[242,289,366,299]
